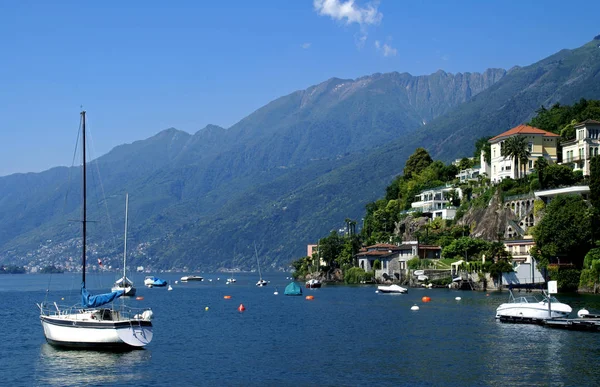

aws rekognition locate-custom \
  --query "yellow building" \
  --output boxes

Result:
[488,125,559,183]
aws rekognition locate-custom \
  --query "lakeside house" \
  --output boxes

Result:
[356,242,441,281]
[561,119,600,176]
[488,124,559,183]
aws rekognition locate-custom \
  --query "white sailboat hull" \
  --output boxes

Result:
[111,285,136,297]
[40,312,152,349]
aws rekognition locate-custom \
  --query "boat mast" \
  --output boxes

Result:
[82,110,87,287]
[254,242,262,281]
[123,193,129,280]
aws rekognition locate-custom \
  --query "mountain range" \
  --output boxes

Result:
[2,37,600,271]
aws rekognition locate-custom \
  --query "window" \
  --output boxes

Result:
[528,160,532,169]
[528,142,533,152]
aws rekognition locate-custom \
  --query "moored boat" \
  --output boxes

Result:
[305,279,322,288]
[377,284,408,294]
[180,275,204,282]
[38,110,153,350]
[112,193,136,297]
[144,276,168,287]
[284,281,302,296]
[496,289,572,321]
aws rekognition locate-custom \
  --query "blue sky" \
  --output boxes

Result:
[1,0,599,176]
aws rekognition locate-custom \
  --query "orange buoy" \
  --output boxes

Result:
[238,303,246,312]
[305,295,314,300]
[422,296,431,303]
[135,296,144,300]
[224,295,232,299]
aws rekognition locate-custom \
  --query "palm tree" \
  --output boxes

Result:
[501,136,530,179]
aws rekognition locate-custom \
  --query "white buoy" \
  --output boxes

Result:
[375,290,379,293]
[578,308,589,318]
[274,291,279,295]
[411,305,420,311]
[455,297,462,301]
[168,285,173,291]
[175,280,178,284]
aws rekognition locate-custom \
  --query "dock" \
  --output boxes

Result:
[498,314,600,331]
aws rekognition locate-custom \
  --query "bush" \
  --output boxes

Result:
[547,267,581,292]
[344,267,372,284]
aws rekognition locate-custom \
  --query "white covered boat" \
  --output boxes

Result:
[377,284,408,294]
[495,290,572,321]
[180,275,204,282]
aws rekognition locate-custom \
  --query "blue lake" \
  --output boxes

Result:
[2,272,600,386]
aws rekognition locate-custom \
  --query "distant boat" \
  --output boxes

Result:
[111,193,136,297]
[181,275,203,282]
[145,276,167,287]
[377,284,408,294]
[254,242,267,287]
[305,279,322,288]
[37,110,153,349]
[284,282,302,296]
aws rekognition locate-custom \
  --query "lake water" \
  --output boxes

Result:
[2,272,600,386]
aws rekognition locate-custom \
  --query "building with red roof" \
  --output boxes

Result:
[488,124,559,183]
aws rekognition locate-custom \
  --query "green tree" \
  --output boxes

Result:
[442,237,490,261]
[474,136,492,165]
[542,164,577,189]
[534,157,549,189]
[501,136,530,179]
[403,147,433,179]
[532,195,592,268]
[590,156,600,243]
[458,157,473,170]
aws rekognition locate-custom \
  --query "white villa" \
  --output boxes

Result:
[488,125,559,183]
[411,185,462,220]
[561,119,600,176]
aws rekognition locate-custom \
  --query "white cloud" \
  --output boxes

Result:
[313,0,382,26]
[375,40,397,57]
[301,42,312,49]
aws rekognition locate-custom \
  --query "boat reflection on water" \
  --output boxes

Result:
[36,344,151,386]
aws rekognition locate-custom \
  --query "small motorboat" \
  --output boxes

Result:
[181,275,204,282]
[496,290,572,321]
[305,279,322,288]
[144,276,167,287]
[377,284,408,294]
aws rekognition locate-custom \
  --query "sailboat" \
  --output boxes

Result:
[37,111,153,349]
[254,242,268,287]
[227,250,237,284]
[112,193,136,296]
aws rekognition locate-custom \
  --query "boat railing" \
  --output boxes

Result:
[39,302,151,321]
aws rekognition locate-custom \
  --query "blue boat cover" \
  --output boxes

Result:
[81,283,124,308]
[284,281,302,296]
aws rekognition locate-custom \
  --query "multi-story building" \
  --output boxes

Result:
[488,125,559,183]
[411,185,462,220]
[561,119,600,176]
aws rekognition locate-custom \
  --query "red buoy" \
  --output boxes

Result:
[422,296,431,303]
[238,303,246,312]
